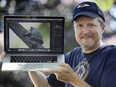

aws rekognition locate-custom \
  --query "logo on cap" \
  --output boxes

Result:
[77,3,90,8]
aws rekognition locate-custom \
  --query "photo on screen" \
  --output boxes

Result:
[9,22,50,49]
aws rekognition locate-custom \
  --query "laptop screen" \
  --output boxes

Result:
[4,16,64,53]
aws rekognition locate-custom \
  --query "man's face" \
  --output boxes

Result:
[74,16,105,50]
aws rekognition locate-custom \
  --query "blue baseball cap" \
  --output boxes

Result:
[73,1,105,22]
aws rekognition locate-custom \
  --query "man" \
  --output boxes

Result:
[28,1,116,87]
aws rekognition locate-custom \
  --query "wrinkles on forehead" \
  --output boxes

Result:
[74,15,97,22]
[73,16,101,30]
[74,16,99,25]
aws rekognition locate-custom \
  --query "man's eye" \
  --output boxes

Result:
[88,24,96,27]
[77,24,83,28]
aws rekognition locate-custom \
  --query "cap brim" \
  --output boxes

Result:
[73,12,99,21]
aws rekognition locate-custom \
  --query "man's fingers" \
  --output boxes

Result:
[42,68,61,74]
[0,52,5,59]
[41,63,70,74]
[58,63,70,68]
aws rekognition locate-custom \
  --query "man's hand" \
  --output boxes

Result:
[42,63,77,83]
[0,52,5,61]
[0,32,4,58]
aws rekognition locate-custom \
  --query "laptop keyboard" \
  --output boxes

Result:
[10,56,57,63]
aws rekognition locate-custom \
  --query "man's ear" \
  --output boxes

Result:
[101,24,105,33]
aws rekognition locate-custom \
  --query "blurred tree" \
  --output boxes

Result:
[96,0,113,11]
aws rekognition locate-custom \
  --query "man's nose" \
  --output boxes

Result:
[82,25,90,34]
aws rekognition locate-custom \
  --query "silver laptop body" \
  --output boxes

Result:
[2,16,65,71]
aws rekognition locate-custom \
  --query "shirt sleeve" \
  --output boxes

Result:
[101,47,116,87]
[47,73,65,87]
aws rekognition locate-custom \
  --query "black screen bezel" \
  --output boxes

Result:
[4,16,64,54]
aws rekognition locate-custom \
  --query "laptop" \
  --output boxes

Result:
[2,16,65,71]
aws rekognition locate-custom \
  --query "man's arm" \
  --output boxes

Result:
[42,63,91,87]
[28,71,51,87]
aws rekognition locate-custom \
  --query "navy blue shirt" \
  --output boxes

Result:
[47,45,116,87]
